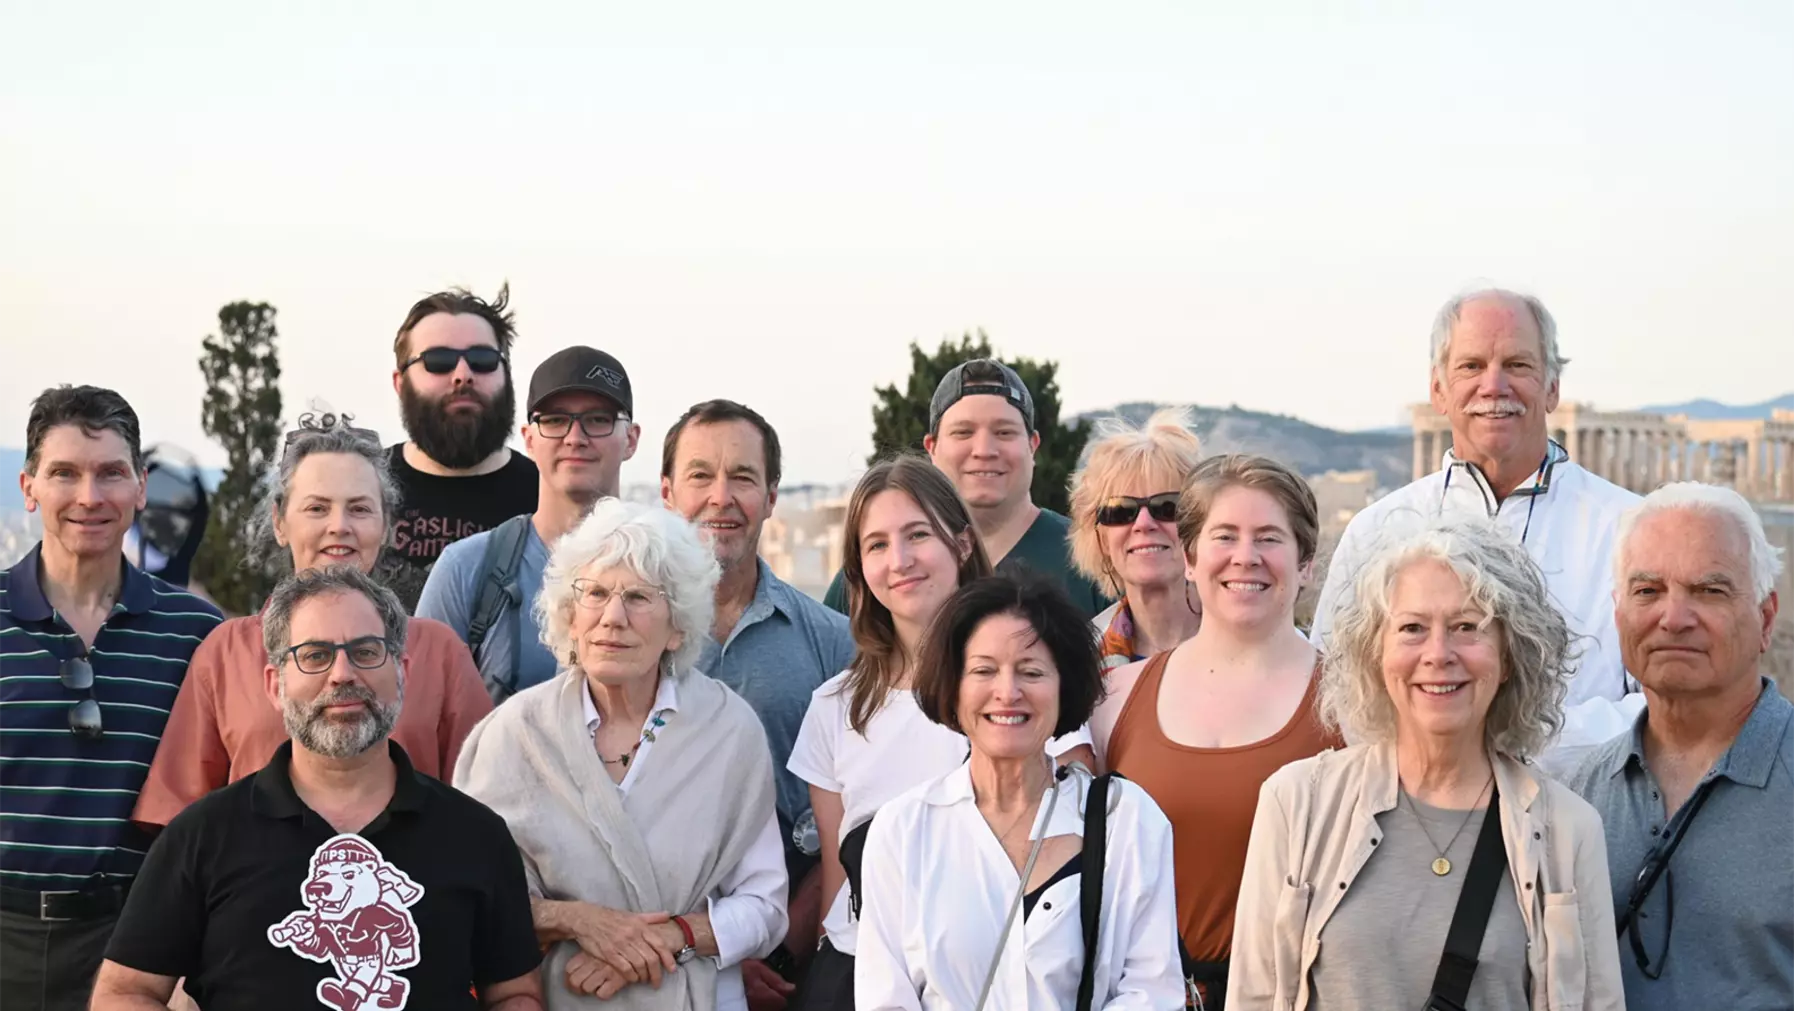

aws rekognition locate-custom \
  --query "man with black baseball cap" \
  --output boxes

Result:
[418,347,640,702]
[823,358,1108,618]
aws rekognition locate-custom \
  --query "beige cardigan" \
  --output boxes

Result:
[1225,742,1625,1011]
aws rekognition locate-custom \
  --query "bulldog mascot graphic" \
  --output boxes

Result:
[268,834,426,1010]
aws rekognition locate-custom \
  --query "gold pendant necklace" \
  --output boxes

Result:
[1400,773,1493,876]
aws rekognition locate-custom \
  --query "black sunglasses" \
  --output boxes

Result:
[400,346,506,375]
[59,655,102,739]
[1617,776,1718,980]
[1095,492,1180,527]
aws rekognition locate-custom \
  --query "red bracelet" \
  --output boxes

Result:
[672,914,696,949]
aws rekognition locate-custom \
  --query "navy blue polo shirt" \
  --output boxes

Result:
[0,544,222,891]
[106,741,542,1010]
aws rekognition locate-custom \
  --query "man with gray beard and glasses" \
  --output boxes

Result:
[1310,287,1644,777]
[91,567,544,1011]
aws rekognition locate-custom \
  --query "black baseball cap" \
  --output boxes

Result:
[928,358,1035,435]
[528,347,633,416]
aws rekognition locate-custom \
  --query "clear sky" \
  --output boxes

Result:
[5,1,1790,484]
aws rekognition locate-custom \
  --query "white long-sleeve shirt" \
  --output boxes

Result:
[1309,448,1646,777]
[585,678,787,1010]
[854,765,1184,1011]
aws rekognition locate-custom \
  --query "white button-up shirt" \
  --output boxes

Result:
[584,678,787,1011]
[854,765,1184,1010]
[1310,450,1646,777]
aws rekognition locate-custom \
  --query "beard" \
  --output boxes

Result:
[400,377,516,469]
[280,677,404,760]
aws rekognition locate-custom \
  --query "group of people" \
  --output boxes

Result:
[1,283,1787,1011]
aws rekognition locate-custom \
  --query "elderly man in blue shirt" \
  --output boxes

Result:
[660,399,855,1010]
[1566,482,1792,1011]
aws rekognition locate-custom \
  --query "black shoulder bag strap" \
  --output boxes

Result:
[466,515,532,696]
[1076,772,1117,1011]
[1424,782,1507,1011]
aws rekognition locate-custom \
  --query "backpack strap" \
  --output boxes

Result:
[1076,772,1117,1011]
[465,515,533,692]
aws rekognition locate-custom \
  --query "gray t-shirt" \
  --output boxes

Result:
[1310,794,1529,1011]
[414,519,558,701]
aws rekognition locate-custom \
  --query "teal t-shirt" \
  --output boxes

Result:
[822,507,1109,617]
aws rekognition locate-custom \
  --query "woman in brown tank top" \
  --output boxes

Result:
[1090,455,1343,1010]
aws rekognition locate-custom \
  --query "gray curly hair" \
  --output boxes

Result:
[1318,517,1573,759]
[535,498,720,678]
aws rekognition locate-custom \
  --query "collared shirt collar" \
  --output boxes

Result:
[1440,439,1569,517]
[1361,738,1541,815]
[920,761,1086,839]
[251,739,429,821]
[1605,677,1789,789]
[582,673,682,733]
[5,543,155,622]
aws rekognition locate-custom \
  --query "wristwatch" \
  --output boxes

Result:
[672,915,698,965]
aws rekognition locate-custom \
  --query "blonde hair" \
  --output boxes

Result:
[1068,407,1203,593]
[1318,518,1571,759]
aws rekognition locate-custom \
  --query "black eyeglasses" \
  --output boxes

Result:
[532,411,623,440]
[1095,492,1180,527]
[1617,776,1718,980]
[282,636,394,676]
[400,346,506,375]
[59,655,102,739]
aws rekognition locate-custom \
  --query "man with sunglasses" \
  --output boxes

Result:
[91,566,544,1011]
[2,386,222,1011]
[380,285,540,611]
[822,358,1109,618]
[1565,483,1791,1011]
[417,347,640,701]
[1310,287,1644,777]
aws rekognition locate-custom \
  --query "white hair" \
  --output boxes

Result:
[1429,287,1567,388]
[1616,482,1784,603]
[535,498,721,678]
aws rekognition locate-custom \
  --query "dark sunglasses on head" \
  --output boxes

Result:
[401,345,506,375]
[283,413,380,450]
[59,655,102,739]
[1095,492,1180,527]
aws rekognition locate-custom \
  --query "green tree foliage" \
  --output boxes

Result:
[868,331,1088,515]
[191,302,283,616]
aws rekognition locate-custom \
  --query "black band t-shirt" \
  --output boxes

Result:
[106,741,542,1010]
[378,445,538,610]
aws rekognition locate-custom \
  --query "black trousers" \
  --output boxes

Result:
[790,938,855,1011]
[0,909,119,1011]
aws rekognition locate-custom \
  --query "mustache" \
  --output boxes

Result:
[1465,399,1527,417]
[307,684,377,717]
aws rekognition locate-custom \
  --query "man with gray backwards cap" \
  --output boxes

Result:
[1310,288,1644,777]
[823,358,1108,617]
[417,347,641,702]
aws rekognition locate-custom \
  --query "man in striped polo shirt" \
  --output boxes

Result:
[1,385,222,1011]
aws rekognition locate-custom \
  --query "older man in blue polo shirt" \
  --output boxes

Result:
[1566,482,1792,1011]
[0,386,222,1011]
[661,399,855,1007]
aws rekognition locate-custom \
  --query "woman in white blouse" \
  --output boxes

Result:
[455,499,787,1011]
[787,455,995,1009]
[855,574,1185,1011]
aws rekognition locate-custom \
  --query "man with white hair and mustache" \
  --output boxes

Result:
[1311,287,1644,776]
[91,567,544,1011]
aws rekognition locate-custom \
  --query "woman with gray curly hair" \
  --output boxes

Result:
[1227,518,1623,1011]
[455,498,787,1011]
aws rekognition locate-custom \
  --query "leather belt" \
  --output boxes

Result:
[0,882,130,922]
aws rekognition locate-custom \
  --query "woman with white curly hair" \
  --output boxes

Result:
[456,499,787,1011]
[1227,517,1623,1011]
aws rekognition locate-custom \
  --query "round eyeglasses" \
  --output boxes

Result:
[572,580,669,613]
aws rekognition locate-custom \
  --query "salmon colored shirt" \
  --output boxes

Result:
[132,614,493,827]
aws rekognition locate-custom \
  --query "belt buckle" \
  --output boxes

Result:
[39,889,77,922]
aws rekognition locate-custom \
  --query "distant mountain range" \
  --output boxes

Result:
[1079,402,1414,490]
